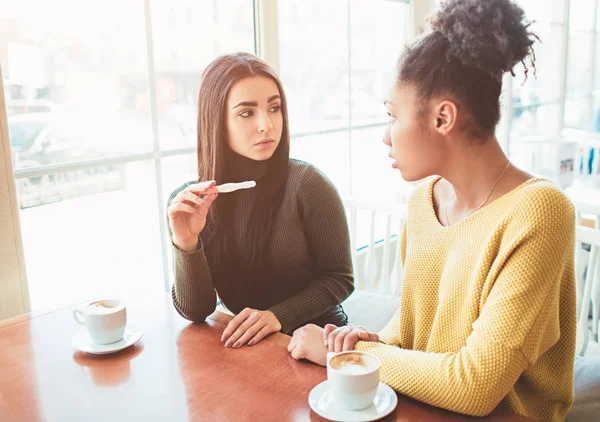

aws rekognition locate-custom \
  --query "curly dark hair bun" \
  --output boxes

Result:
[430,0,538,80]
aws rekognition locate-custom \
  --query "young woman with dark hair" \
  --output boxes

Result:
[167,53,353,347]
[288,1,575,420]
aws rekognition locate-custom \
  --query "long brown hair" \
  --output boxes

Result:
[196,52,290,271]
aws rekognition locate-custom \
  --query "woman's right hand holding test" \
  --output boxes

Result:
[167,181,219,252]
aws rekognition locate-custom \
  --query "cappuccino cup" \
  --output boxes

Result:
[327,350,381,410]
[73,299,127,345]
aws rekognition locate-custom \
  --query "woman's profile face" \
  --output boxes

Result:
[225,75,283,161]
[383,84,443,181]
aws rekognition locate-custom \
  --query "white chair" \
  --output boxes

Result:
[576,225,600,356]
[343,199,407,295]
[574,201,600,342]
[340,199,406,332]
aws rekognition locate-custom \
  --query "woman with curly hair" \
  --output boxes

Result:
[288,1,576,421]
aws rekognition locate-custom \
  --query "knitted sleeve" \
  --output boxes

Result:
[168,182,217,322]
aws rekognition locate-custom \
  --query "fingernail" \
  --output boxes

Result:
[248,341,254,346]
[233,342,239,348]
[225,341,231,348]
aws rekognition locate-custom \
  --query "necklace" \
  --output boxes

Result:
[444,161,511,227]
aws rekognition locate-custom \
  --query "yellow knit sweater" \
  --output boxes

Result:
[355,177,576,421]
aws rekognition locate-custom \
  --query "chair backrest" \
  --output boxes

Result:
[343,198,407,295]
[574,200,600,229]
[575,225,600,356]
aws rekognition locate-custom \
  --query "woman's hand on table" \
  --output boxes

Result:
[221,308,281,348]
[288,324,381,366]
[288,324,328,366]
[323,324,380,352]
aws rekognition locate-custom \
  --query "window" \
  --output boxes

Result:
[1,0,254,311]
[10,0,599,311]
[280,0,410,247]
[280,0,409,197]
[151,0,255,150]
[564,0,598,131]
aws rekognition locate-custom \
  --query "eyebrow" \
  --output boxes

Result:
[233,95,281,109]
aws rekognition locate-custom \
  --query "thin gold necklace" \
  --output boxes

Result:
[444,161,511,227]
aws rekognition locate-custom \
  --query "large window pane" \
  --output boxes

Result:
[595,33,600,92]
[517,0,566,24]
[593,93,600,132]
[569,0,597,31]
[510,101,562,138]
[511,24,563,104]
[350,0,407,126]
[350,125,409,201]
[566,31,593,98]
[278,0,349,134]
[564,97,593,130]
[18,161,164,312]
[290,131,351,197]
[151,0,255,150]
[2,0,153,170]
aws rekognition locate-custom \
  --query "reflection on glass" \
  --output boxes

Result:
[151,0,255,149]
[2,0,154,168]
[18,161,164,312]
[279,0,349,133]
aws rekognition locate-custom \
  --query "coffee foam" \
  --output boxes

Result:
[88,300,120,314]
[336,363,371,375]
[330,353,375,375]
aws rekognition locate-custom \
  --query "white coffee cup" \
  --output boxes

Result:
[73,299,127,345]
[327,350,381,411]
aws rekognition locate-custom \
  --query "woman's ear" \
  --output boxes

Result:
[433,100,458,136]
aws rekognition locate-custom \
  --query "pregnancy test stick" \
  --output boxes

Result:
[215,180,256,193]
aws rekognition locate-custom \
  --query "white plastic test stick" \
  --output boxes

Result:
[215,180,256,193]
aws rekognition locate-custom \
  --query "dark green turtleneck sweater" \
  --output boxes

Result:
[168,158,354,334]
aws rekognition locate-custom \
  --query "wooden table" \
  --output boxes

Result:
[0,293,533,421]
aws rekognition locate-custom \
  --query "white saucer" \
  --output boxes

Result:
[309,380,398,422]
[72,329,143,355]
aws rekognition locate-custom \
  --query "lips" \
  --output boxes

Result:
[388,152,397,169]
[255,138,275,146]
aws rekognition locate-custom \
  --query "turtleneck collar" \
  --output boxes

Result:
[224,148,269,183]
